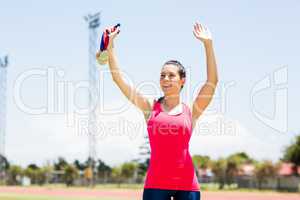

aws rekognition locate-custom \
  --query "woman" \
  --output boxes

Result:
[98,22,218,200]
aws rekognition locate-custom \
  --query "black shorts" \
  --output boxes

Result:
[143,188,201,200]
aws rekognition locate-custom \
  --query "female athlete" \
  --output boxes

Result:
[96,22,218,200]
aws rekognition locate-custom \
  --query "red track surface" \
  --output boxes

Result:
[0,186,299,200]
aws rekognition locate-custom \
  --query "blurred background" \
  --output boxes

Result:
[0,0,300,199]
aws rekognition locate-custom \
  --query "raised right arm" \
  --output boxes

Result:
[103,28,153,120]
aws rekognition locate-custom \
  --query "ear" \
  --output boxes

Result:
[181,78,186,85]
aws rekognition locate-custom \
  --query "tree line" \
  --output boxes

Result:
[0,134,299,188]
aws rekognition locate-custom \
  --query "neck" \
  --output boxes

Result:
[162,95,180,110]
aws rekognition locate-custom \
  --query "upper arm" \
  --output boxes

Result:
[192,81,217,126]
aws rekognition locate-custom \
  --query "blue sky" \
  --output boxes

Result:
[0,0,300,167]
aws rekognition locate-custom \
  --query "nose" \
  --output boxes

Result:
[163,76,169,81]
[161,75,170,81]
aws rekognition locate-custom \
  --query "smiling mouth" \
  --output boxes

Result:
[163,85,172,89]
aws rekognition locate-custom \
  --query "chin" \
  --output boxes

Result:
[164,92,178,98]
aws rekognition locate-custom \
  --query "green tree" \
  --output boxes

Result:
[63,165,79,186]
[0,154,10,184]
[111,166,122,187]
[225,159,239,184]
[7,165,23,185]
[227,152,255,165]
[27,164,39,170]
[24,167,37,184]
[97,159,111,182]
[111,162,138,186]
[73,159,85,171]
[254,160,278,190]
[24,164,41,184]
[36,166,53,185]
[226,153,250,184]
[282,135,300,174]
[225,152,256,184]
[0,154,10,171]
[23,164,52,185]
[54,157,68,171]
[192,155,211,169]
[211,158,227,189]
[137,158,149,176]
[121,162,137,181]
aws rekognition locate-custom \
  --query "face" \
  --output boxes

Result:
[160,64,185,97]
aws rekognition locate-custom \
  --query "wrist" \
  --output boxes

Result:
[203,39,213,47]
[107,48,114,54]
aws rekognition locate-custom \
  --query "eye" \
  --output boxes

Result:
[169,73,176,78]
[160,74,166,79]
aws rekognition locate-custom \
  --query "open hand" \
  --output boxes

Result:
[193,22,212,44]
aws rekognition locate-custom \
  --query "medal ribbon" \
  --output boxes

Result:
[100,24,121,51]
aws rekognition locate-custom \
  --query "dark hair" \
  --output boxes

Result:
[158,60,186,103]
[157,96,164,103]
[163,60,186,89]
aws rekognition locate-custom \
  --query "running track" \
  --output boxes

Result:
[0,186,299,200]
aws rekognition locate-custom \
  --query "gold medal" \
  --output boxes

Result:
[97,24,120,66]
[97,50,109,65]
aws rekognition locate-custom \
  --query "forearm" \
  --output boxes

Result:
[204,41,218,85]
[107,48,133,98]
[107,48,123,83]
[106,48,150,111]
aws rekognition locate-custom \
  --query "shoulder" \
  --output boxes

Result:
[144,97,159,122]
[151,97,164,108]
[149,97,158,109]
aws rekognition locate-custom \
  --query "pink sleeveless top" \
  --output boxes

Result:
[144,100,200,191]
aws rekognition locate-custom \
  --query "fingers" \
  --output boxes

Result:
[104,25,120,42]
[110,29,120,40]
[197,23,203,32]
[193,23,203,37]
[194,22,202,32]
[105,24,121,34]
[194,23,199,33]
[194,22,209,32]
[193,26,199,36]
[193,30,198,38]
[111,25,121,35]
[105,24,120,49]
[193,22,212,38]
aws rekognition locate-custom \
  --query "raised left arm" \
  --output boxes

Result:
[192,23,218,128]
